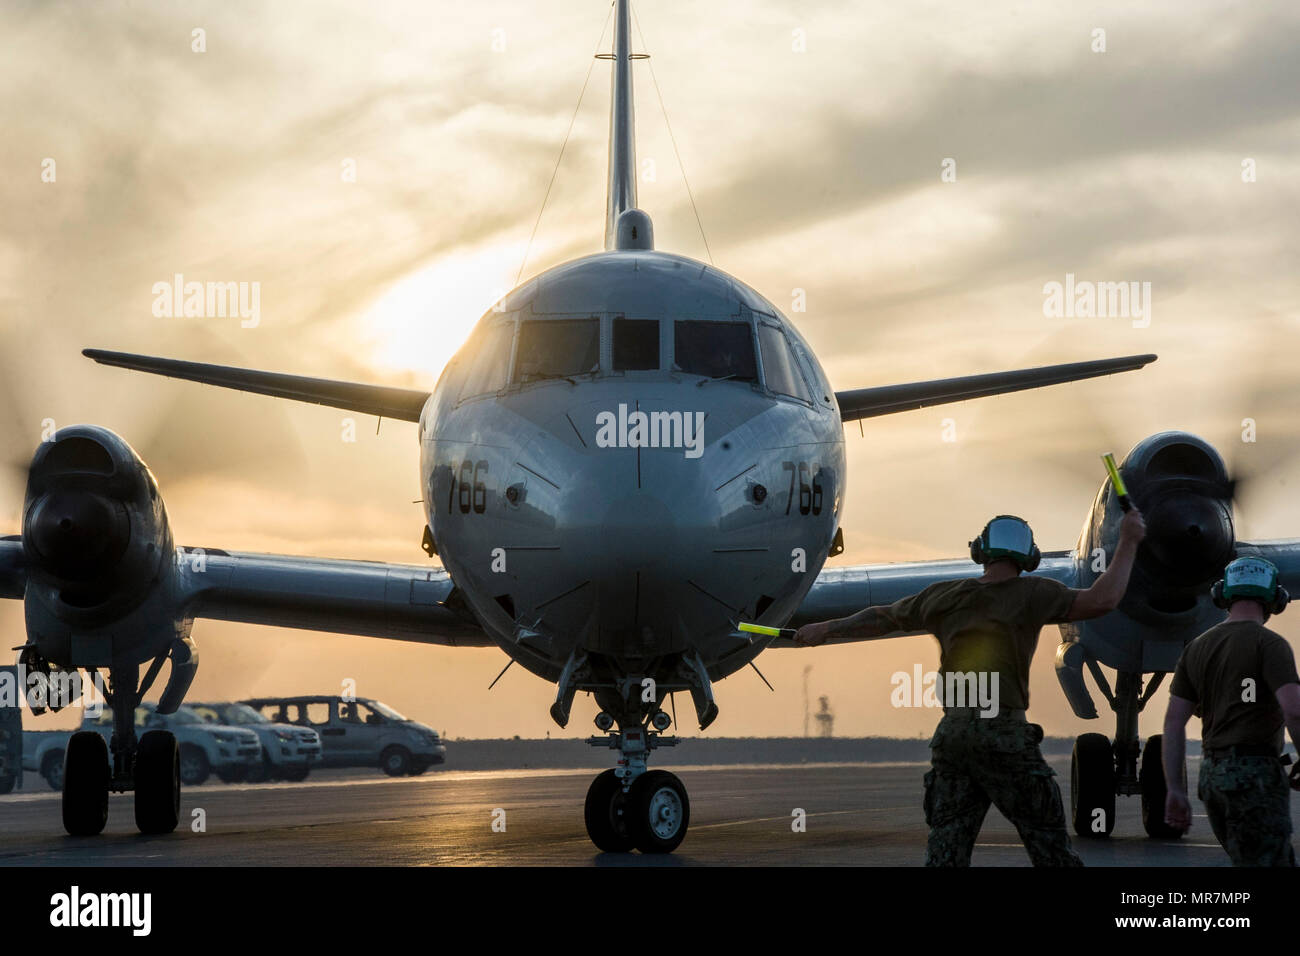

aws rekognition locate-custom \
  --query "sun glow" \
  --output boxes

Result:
[356,239,529,384]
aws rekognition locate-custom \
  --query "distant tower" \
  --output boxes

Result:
[802,665,812,737]
[814,696,834,738]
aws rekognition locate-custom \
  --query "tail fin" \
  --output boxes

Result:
[603,0,641,250]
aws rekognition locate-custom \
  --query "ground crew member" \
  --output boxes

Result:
[795,509,1146,866]
[1161,556,1300,866]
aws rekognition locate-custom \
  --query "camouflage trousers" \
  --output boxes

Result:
[923,712,1083,867]
[1198,753,1295,867]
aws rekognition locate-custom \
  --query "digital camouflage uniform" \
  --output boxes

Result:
[880,574,1082,867]
[924,712,1082,866]
[1197,754,1295,867]
[1172,620,1299,867]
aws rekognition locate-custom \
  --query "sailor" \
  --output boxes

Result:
[1161,556,1300,865]
[795,509,1146,865]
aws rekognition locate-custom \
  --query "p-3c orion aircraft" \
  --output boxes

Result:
[5,0,1295,854]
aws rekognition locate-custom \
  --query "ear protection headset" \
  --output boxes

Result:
[1211,556,1289,616]
[969,514,1041,572]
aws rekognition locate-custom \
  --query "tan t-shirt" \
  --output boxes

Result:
[878,575,1077,711]
[1169,621,1300,752]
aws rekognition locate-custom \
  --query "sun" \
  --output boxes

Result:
[356,239,529,385]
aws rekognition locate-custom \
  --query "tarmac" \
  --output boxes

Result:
[1,753,1286,866]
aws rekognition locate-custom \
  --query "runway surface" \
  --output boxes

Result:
[0,757,1291,865]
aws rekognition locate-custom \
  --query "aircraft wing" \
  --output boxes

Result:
[774,552,1078,646]
[83,349,430,422]
[4,537,493,646]
[835,354,1156,422]
[175,550,494,646]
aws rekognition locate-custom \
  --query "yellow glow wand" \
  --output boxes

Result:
[738,622,796,640]
[1101,453,1132,512]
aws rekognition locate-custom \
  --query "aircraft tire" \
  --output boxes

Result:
[135,730,181,835]
[1139,734,1184,839]
[1071,733,1116,838]
[584,768,634,852]
[62,731,109,836]
[627,769,689,854]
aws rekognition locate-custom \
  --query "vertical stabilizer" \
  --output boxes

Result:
[604,0,637,249]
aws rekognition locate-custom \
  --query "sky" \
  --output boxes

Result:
[3,0,1299,740]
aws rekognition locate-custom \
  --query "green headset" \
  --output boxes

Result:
[969,514,1041,572]
[1211,556,1289,616]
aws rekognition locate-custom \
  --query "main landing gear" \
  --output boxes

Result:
[62,647,189,837]
[1069,669,1185,839]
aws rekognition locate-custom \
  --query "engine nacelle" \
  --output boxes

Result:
[1061,430,1234,677]
[21,426,182,672]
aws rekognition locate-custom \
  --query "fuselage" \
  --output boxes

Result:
[419,250,845,686]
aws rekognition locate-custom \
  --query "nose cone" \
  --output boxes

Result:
[26,490,128,580]
[1142,492,1233,583]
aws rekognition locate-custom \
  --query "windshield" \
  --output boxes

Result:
[673,320,757,382]
[169,707,202,725]
[513,318,600,382]
[367,700,408,722]
[221,703,269,725]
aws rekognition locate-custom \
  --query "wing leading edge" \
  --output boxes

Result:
[82,350,430,422]
[834,354,1157,423]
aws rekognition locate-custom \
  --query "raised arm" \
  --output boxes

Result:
[1065,508,1147,621]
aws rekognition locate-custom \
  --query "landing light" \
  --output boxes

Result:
[594,712,615,732]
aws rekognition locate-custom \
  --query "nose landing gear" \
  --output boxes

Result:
[584,723,690,854]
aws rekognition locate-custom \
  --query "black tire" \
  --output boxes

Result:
[584,768,634,852]
[409,762,429,776]
[245,748,273,784]
[1071,733,1116,838]
[41,750,65,791]
[0,775,14,795]
[281,765,310,783]
[178,745,210,786]
[62,731,109,836]
[627,769,690,854]
[1139,734,1186,839]
[380,746,411,777]
[134,731,180,835]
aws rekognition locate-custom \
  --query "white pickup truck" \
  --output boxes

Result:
[23,703,262,789]
[188,702,322,782]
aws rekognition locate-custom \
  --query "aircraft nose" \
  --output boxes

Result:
[597,490,679,574]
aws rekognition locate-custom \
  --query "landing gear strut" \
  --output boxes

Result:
[60,649,186,837]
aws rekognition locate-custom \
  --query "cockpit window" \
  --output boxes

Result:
[459,321,515,401]
[673,320,757,382]
[612,318,659,371]
[513,318,600,383]
[757,323,811,401]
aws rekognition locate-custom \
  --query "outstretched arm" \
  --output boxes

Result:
[793,606,899,647]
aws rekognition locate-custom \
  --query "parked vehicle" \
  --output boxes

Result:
[0,665,20,794]
[188,702,322,782]
[241,696,445,776]
[23,703,261,789]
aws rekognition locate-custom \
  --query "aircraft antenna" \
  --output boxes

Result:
[515,3,615,286]
[631,4,714,265]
